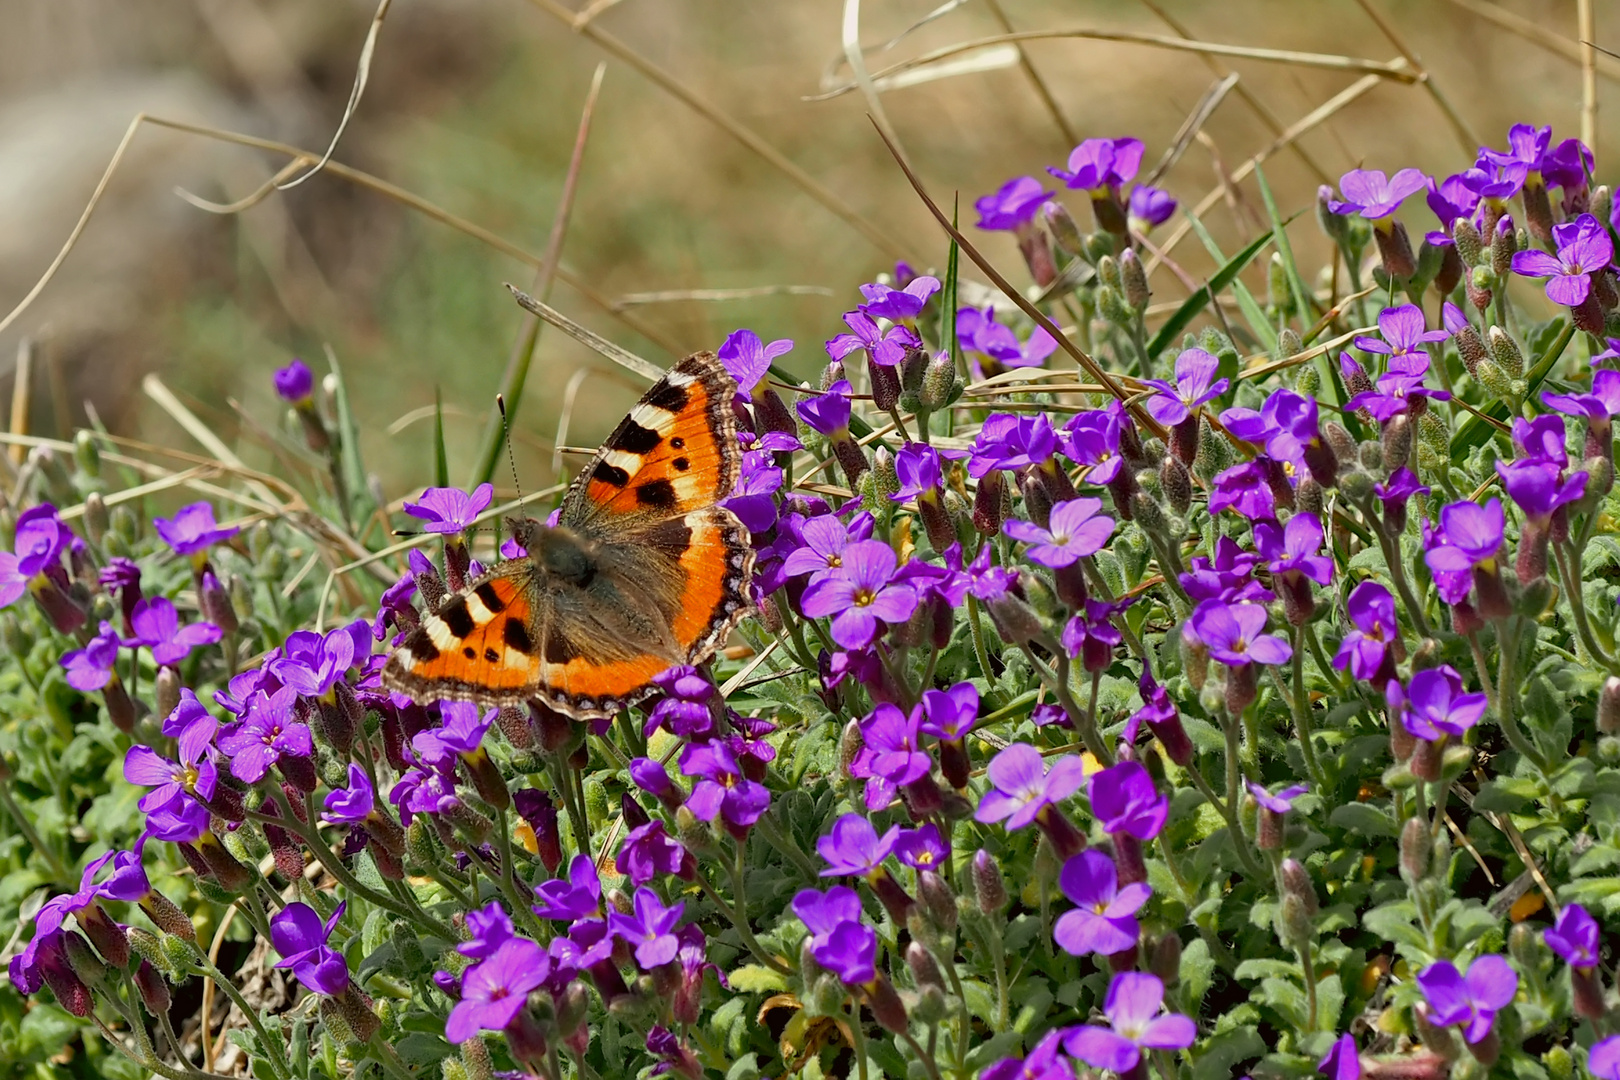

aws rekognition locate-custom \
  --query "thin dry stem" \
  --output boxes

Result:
[1145,73,1241,187]
[612,285,834,309]
[1443,0,1620,83]
[1352,0,1481,155]
[983,0,1079,147]
[1579,0,1598,156]
[843,0,914,174]
[506,286,665,382]
[522,0,915,262]
[276,0,393,192]
[9,340,34,468]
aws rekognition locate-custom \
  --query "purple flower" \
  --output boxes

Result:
[1142,348,1229,426]
[458,902,514,961]
[851,703,931,811]
[322,763,376,825]
[1496,460,1588,524]
[919,681,978,740]
[144,797,211,843]
[1387,665,1488,741]
[826,309,921,367]
[1332,582,1397,682]
[270,901,349,996]
[1004,497,1114,567]
[154,502,239,557]
[1180,536,1265,605]
[679,742,770,831]
[859,276,940,322]
[1248,781,1308,815]
[814,920,879,986]
[124,723,217,811]
[1461,157,1529,201]
[1329,168,1427,220]
[217,686,312,783]
[1544,137,1594,191]
[894,824,949,871]
[817,813,899,877]
[413,701,496,767]
[1054,849,1150,956]
[616,820,686,885]
[1591,1037,1620,1080]
[1425,499,1505,575]
[1127,184,1177,231]
[61,621,120,692]
[800,540,918,649]
[444,937,550,1043]
[1511,214,1614,306]
[1544,903,1600,970]
[796,379,853,437]
[891,443,946,502]
[1089,760,1168,840]
[1320,1033,1361,1080]
[1355,304,1448,361]
[1481,122,1552,172]
[1062,598,1127,670]
[1416,955,1518,1044]
[1187,602,1291,667]
[609,888,685,970]
[1346,353,1451,422]
[982,1030,1075,1080]
[13,505,69,579]
[126,597,222,666]
[1254,513,1332,584]
[975,744,1086,830]
[533,854,602,922]
[1065,972,1196,1072]
[1208,461,1276,521]
[779,511,874,578]
[951,542,1018,602]
[1544,368,1620,425]
[957,306,1057,371]
[274,358,315,402]
[975,177,1054,231]
[1376,467,1429,518]
[718,328,793,400]
[273,627,355,699]
[1049,137,1145,192]
[792,886,864,950]
[1064,405,1126,484]
[404,483,493,535]
[1427,175,1479,234]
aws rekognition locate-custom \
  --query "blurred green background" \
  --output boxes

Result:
[0,0,1612,504]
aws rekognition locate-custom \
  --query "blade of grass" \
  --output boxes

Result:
[810,27,1417,100]
[1579,0,1598,155]
[522,0,915,262]
[1180,211,1276,351]
[323,344,370,530]
[433,388,449,490]
[276,0,392,192]
[507,285,665,383]
[865,120,1156,437]
[1146,227,1277,358]
[470,61,605,489]
[842,0,913,174]
[1442,0,1620,82]
[945,199,962,378]
[141,374,281,508]
[1451,320,1575,463]
[1144,73,1241,187]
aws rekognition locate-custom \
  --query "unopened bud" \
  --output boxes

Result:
[1382,414,1413,472]
[134,958,170,1014]
[1097,283,1132,327]
[1120,248,1150,312]
[906,942,945,991]
[870,362,901,414]
[1600,677,1620,734]
[919,352,957,412]
[1150,932,1183,985]
[1042,201,1084,257]
[1280,858,1318,916]
[1476,358,1514,402]
[1489,217,1518,279]
[972,849,1007,913]
[1374,219,1417,279]
[1160,455,1192,514]
[973,467,1006,535]
[1453,218,1484,266]
[865,973,910,1035]
[1487,326,1524,379]
[1399,817,1430,883]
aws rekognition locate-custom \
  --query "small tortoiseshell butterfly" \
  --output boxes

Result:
[382,352,755,719]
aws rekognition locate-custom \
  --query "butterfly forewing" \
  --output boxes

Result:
[559,352,740,530]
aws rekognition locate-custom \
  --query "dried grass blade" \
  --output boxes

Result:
[276,0,394,192]
[1144,73,1240,187]
[843,0,913,172]
[507,285,665,383]
[1351,0,1479,154]
[141,374,282,508]
[1443,0,1620,81]
[983,0,1078,147]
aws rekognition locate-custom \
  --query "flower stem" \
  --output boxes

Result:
[1286,627,1326,788]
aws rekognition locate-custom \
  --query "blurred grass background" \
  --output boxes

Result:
[0,0,1613,505]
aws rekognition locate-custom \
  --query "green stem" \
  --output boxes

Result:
[0,779,70,887]
[966,595,997,688]
[1556,538,1617,670]
[902,1030,945,1080]
[202,957,292,1079]
[1493,617,1549,773]
[695,864,791,976]
[1286,627,1326,788]
[1020,646,1111,764]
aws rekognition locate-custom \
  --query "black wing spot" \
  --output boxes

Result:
[473,582,507,614]
[544,632,580,664]
[503,619,534,655]
[635,478,678,510]
[405,630,439,663]
[612,420,662,455]
[440,597,475,639]
[670,436,686,450]
[673,457,690,471]
[593,461,631,488]
[645,380,691,413]
[639,518,694,554]
[462,647,477,659]
[484,647,500,663]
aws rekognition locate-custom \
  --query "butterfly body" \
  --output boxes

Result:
[383,352,755,719]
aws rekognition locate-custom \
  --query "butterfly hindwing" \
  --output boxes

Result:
[384,564,545,705]
[559,351,739,530]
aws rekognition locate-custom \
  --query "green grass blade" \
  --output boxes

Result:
[945,196,961,375]
[434,387,450,490]
[324,347,370,526]
[1147,228,1274,359]
[1450,319,1574,463]
[1182,211,1277,352]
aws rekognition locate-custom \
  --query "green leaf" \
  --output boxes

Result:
[325,349,371,525]
[1181,937,1214,1011]
[725,1053,762,1080]
[961,977,998,1028]
[727,964,790,994]
[433,387,449,489]
[1193,1024,1265,1080]
[1147,228,1276,359]
[1363,900,1429,952]
[1183,212,1277,352]
[1451,319,1574,462]
[1329,802,1396,837]
[945,197,962,376]
[1474,776,1539,814]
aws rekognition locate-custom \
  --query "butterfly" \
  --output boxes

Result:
[382,352,755,720]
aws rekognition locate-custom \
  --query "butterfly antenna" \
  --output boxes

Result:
[497,394,523,504]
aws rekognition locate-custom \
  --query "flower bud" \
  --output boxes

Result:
[1043,201,1085,257]
[1224,662,1258,715]
[905,941,945,991]
[1381,415,1413,472]
[1600,677,1620,734]
[1399,817,1430,883]
[1489,217,1518,280]
[1120,248,1150,312]
[1097,284,1133,328]
[1159,455,1192,514]
[1374,219,1417,279]
[919,352,957,413]
[1453,217,1483,266]
[869,361,901,415]
[134,958,171,1015]
[864,972,910,1035]
[1413,1001,1462,1063]
[972,849,1007,913]
[1151,932,1183,986]
[1487,326,1524,379]
[1545,1046,1574,1080]
[1451,322,1486,377]
[1279,857,1318,917]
